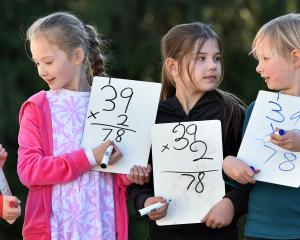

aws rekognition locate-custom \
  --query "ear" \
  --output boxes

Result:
[165,58,179,76]
[291,49,300,68]
[71,48,85,65]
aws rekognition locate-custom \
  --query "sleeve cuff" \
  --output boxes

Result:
[224,188,249,217]
[84,148,97,166]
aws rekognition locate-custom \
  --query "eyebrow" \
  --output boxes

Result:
[32,56,53,61]
[195,51,221,55]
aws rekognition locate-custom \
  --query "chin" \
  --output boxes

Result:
[206,85,217,92]
[49,85,60,91]
[266,84,280,91]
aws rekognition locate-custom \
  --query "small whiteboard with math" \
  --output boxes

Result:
[238,90,300,187]
[81,76,161,174]
[151,120,225,225]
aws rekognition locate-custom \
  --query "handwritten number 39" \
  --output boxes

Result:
[172,123,212,161]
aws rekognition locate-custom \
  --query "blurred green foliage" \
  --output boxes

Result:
[0,0,299,239]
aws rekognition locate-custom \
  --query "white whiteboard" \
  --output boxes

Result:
[238,90,300,187]
[81,77,161,174]
[151,120,225,225]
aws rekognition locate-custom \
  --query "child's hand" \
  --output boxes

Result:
[144,196,169,221]
[201,198,234,228]
[128,164,152,185]
[2,196,21,224]
[223,156,259,184]
[92,140,122,166]
[0,144,8,168]
[271,130,300,152]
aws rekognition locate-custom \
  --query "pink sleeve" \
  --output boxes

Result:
[115,174,132,191]
[0,194,3,218]
[17,102,91,189]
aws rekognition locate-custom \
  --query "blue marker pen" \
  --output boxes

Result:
[278,129,286,136]
[264,129,285,142]
[249,166,256,172]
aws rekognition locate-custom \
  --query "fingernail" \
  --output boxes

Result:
[9,201,15,208]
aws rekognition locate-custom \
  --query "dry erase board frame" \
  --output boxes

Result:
[151,120,225,225]
[238,90,300,187]
[81,76,162,174]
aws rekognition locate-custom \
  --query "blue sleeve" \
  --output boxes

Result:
[242,101,255,135]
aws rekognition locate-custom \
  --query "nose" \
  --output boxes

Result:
[256,62,262,74]
[208,59,217,71]
[38,65,48,78]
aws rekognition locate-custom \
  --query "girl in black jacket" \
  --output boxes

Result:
[128,22,248,240]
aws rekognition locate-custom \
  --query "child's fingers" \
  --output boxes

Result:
[93,140,114,165]
[144,196,169,220]
[109,144,122,165]
[244,168,256,184]
[0,147,7,162]
[272,137,292,150]
[210,221,220,229]
[139,166,150,184]
[143,166,150,183]
[136,166,145,185]
[201,213,208,223]
[147,164,152,173]
[148,202,168,220]
[128,166,149,185]
[6,219,16,224]
[236,174,253,184]
[8,208,21,217]
[128,165,139,183]
[203,214,214,227]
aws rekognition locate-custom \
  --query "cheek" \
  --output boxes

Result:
[216,63,222,76]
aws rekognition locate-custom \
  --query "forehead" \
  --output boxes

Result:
[193,38,220,53]
[253,37,275,57]
[30,33,63,59]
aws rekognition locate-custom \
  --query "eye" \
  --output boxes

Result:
[196,56,205,61]
[263,57,269,61]
[45,61,53,65]
[214,56,221,62]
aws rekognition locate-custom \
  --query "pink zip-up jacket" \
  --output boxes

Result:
[18,91,131,240]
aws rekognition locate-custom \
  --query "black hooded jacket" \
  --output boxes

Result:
[128,91,248,240]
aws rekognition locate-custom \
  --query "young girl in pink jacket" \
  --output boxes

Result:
[18,11,150,240]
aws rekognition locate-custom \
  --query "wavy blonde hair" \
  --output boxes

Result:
[252,13,300,61]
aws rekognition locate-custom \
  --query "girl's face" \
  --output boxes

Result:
[30,33,81,91]
[175,39,222,97]
[255,38,296,94]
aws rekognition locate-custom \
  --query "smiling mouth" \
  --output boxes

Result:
[263,77,269,82]
[46,78,55,83]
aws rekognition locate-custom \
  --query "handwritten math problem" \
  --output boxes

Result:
[166,122,214,161]
[152,120,224,225]
[238,90,300,187]
[257,92,299,172]
[87,80,137,143]
[81,76,161,174]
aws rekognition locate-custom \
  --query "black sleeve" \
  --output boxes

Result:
[222,104,249,217]
[127,104,164,213]
[127,151,154,211]
[224,186,249,217]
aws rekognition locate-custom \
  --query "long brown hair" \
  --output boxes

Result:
[160,22,245,142]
